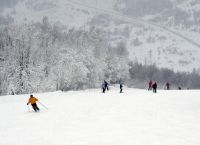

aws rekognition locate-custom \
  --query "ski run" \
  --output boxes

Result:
[0,87,200,145]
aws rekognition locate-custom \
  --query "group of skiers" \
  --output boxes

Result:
[27,80,122,112]
[102,80,172,94]
[101,79,173,95]
[27,80,175,112]
[148,80,171,93]
[102,80,123,93]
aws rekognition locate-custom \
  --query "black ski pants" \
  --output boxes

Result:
[31,103,40,112]
[105,85,109,91]
[102,87,106,93]
[120,87,123,93]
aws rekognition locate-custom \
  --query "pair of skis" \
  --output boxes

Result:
[27,101,48,112]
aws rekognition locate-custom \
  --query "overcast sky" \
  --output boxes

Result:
[0,0,19,8]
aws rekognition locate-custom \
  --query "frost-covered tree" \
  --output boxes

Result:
[0,21,130,95]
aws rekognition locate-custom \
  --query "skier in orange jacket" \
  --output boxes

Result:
[27,95,40,112]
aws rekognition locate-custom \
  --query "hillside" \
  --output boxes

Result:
[89,14,200,72]
[1,0,115,27]
[1,0,200,72]
[0,88,200,145]
[114,0,200,71]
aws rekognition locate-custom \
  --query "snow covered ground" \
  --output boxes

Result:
[0,87,200,145]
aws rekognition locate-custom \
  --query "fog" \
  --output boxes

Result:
[0,0,19,8]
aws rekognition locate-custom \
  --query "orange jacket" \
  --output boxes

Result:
[27,97,38,105]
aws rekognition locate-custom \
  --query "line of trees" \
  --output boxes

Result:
[128,62,200,89]
[1,18,200,96]
[0,18,129,95]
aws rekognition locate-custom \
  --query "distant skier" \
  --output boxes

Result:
[27,95,40,112]
[120,83,123,93]
[104,80,109,91]
[148,80,153,90]
[178,87,182,90]
[102,82,106,93]
[166,82,170,90]
[152,82,157,93]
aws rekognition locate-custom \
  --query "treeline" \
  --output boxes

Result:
[128,62,200,89]
[0,17,129,95]
[1,17,200,96]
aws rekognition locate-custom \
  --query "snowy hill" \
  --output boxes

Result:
[90,15,200,72]
[1,0,116,27]
[1,0,200,72]
[88,0,200,72]
[1,88,200,145]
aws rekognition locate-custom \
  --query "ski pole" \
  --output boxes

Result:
[27,105,31,112]
[38,101,48,110]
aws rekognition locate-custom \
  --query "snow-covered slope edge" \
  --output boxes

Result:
[0,88,200,145]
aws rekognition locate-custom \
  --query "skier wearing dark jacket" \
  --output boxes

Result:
[166,82,170,90]
[102,82,106,93]
[104,80,109,91]
[152,82,157,93]
[120,83,123,93]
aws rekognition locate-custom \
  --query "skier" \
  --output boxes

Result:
[27,95,40,112]
[104,80,109,91]
[120,83,123,93]
[148,80,153,90]
[102,82,106,93]
[152,82,157,93]
[166,82,170,90]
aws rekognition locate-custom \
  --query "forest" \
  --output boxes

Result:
[0,17,200,95]
[0,18,129,95]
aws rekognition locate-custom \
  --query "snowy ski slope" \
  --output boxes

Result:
[0,87,200,145]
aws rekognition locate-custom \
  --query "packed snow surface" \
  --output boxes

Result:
[0,88,200,145]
